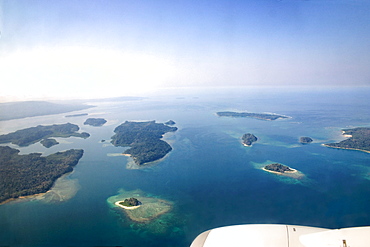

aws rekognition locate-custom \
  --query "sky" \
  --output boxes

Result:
[0,0,370,101]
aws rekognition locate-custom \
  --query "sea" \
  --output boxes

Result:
[1,86,370,247]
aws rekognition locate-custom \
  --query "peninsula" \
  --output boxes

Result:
[324,127,370,153]
[0,146,84,204]
[111,121,177,165]
[0,123,90,147]
[217,111,288,121]
[242,133,258,146]
[84,118,107,127]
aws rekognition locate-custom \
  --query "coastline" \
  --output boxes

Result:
[322,144,370,154]
[0,192,48,205]
[115,201,141,210]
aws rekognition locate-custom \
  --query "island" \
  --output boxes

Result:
[40,138,59,148]
[165,120,176,125]
[300,137,313,144]
[263,163,296,174]
[115,198,142,210]
[217,111,289,121]
[324,127,370,153]
[84,118,107,127]
[108,189,174,223]
[242,133,258,146]
[0,123,90,147]
[65,113,88,118]
[111,121,177,165]
[0,146,84,204]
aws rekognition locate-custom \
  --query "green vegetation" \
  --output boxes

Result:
[264,163,294,173]
[84,118,107,127]
[0,123,90,147]
[0,101,93,121]
[111,121,177,165]
[217,111,288,121]
[324,127,370,153]
[300,137,313,144]
[0,146,83,203]
[242,133,258,146]
[119,198,141,207]
[40,138,59,148]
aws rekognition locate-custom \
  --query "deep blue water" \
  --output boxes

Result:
[1,87,370,246]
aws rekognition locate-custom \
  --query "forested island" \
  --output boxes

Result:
[0,146,84,204]
[115,198,142,209]
[242,133,258,146]
[40,138,59,148]
[217,111,288,121]
[111,121,177,165]
[324,127,370,153]
[300,137,313,144]
[84,118,107,127]
[264,163,295,173]
[0,123,90,147]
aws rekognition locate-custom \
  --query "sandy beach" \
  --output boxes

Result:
[115,201,141,210]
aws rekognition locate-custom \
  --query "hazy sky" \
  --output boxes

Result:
[1,0,370,101]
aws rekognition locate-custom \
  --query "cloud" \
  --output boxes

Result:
[0,46,178,101]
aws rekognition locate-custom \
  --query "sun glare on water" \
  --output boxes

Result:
[0,47,177,101]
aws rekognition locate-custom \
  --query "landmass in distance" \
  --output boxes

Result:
[0,101,93,121]
[217,111,289,121]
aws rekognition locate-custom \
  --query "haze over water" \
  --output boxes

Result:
[1,87,370,247]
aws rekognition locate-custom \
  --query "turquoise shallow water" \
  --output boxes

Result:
[1,87,370,246]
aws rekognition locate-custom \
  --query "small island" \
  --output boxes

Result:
[0,146,84,204]
[84,118,107,127]
[111,121,177,165]
[324,127,370,153]
[217,111,289,121]
[115,198,142,210]
[40,138,59,148]
[263,163,296,174]
[165,120,176,125]
[0,123,90,147]
[242,133,258,146]
[300,137,313,144]
[108,189,174,223]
